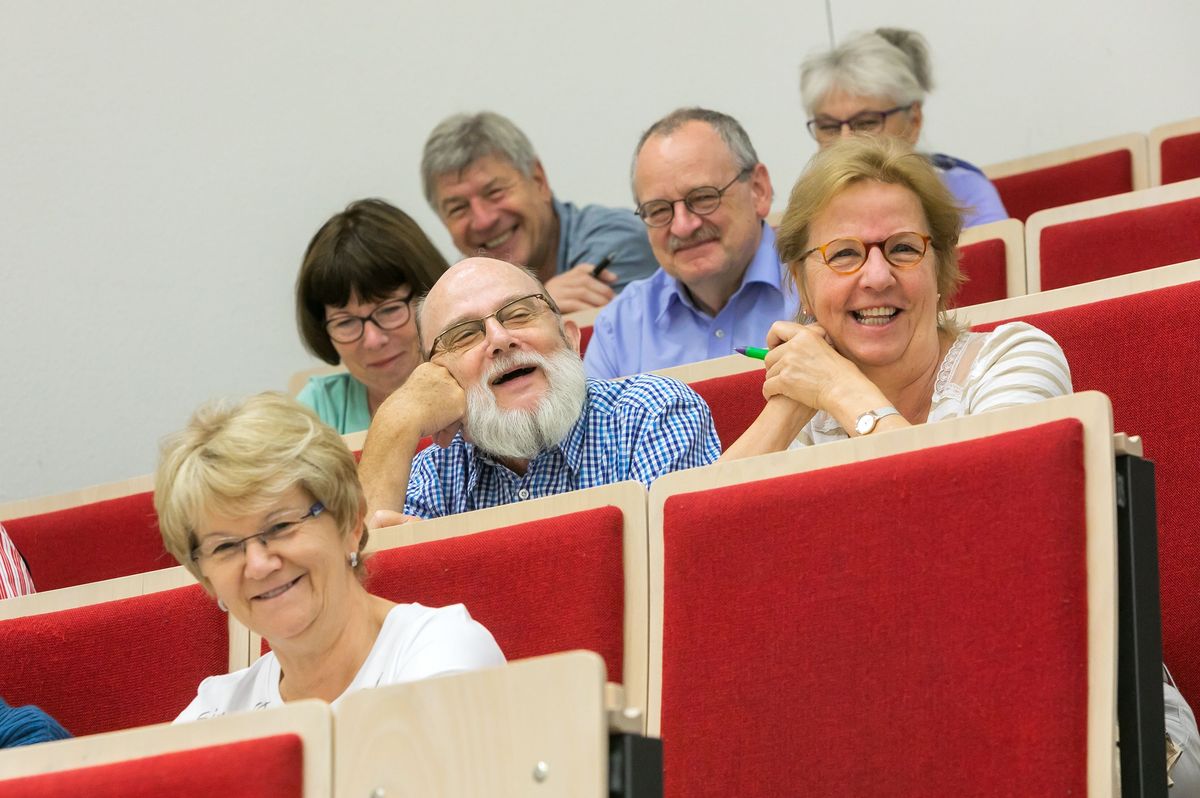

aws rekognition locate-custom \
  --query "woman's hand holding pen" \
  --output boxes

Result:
[760,320,859,411]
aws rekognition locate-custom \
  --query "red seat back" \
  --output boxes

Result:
[952,237,1009,307]
[364,506,625,682]
[972,281,1200,699]
[0,734,303,798]
[0,585,228,736]
[578,324,594,356]
[658,421,1091,796]
[1162,130,1200,185]
[1037,196,1200,290]
[3,492,172,591]
[686,369,766,450]
[992,149,1134,222]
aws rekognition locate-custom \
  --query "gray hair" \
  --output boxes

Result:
[800,28,934,115]
[630,107,759,199]
[420,112,539,209]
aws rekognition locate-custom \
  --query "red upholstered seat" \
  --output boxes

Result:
[1037,196,1200,290]
[0,734,303,798]
[686,369,766,450]
[659,421,1090,796]
[0,585,228,736]
[3,492,172,591]
[952,237,1009,307]
[972,281,1200,700]
[578,324,594,356]
[992,149,1133,222]
[364,506,625,682]
[1162,131,1200,185]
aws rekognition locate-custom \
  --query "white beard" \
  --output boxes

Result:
[464,347,588,461]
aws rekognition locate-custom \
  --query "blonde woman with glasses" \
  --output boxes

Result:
[155,393,503,722]
[723,136,1067,460]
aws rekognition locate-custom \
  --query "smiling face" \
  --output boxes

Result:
[326,287,420,409]
[432,155,558,275]
[421,258,580,417]
[812,88,922,148]
[194,484,362,647]
[801,180,941,373]
[633,121,772,312]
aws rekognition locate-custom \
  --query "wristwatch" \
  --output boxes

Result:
[854,406,901,436]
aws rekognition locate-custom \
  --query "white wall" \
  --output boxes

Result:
[1,1,1197,503]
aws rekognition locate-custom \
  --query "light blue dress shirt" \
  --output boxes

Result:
[403,375,720,519]
[583,223,799,379]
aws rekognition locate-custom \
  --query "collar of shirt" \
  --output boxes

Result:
[655,222,785,326]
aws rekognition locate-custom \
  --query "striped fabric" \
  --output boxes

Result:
[796,322,1072,445]
[0,522,35,599]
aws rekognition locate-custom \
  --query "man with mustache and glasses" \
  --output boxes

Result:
[357,257,720,526]
[422,112,659,313]
[584,108,800,379]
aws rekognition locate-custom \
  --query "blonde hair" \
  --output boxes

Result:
[777,136,965,332]
[154,393,367,582]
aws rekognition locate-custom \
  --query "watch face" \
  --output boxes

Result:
[855,413,875,436]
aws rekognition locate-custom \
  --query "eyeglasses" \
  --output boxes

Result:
[805,105,914,144]
[635,167,753,228]
[428,293,555,358]
[801,231,932,274]
[190,502,325,567]
[324,294,414,344]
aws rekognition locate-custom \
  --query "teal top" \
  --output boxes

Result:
[296,372,371,434]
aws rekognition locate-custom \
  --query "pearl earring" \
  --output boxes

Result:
[349,551,360,568]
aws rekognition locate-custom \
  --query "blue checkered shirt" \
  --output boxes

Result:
[403,375,721,519]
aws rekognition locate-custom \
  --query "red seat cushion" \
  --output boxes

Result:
[364,505,625,682]
[3,492,172,591]
[952,237,1009,307]
[687,369,766,450]
[660,421,1089,796]
[993,149,1133,222]
[0,585,228,736]
[1038,196,1200,290]
[972,281,1200,699]
[1161,131,1200,185]
[0,734,303,798]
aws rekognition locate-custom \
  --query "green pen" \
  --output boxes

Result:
[735,346,768,360]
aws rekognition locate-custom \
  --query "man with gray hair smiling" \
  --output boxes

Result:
[584,107,800,379]
[358,256,720,526]
[421,112,659,312]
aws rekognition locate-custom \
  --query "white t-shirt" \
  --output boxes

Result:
[793,322,1072,446]
[174,602,505,723]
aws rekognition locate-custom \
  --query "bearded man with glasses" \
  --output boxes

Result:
[358,256,720,527]
[583,107,801,380]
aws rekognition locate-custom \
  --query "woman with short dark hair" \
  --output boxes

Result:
[295,199,448,433]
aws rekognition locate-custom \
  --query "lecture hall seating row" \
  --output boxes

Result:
[1,391,1122,796]
[981,116,1200,223]
[0,651,616,798]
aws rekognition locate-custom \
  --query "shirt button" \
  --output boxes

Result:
[714,329,725,338]
[517,488,530,500]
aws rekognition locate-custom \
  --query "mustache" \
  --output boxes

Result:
[480,350,548,386]
[668,224,719,253]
